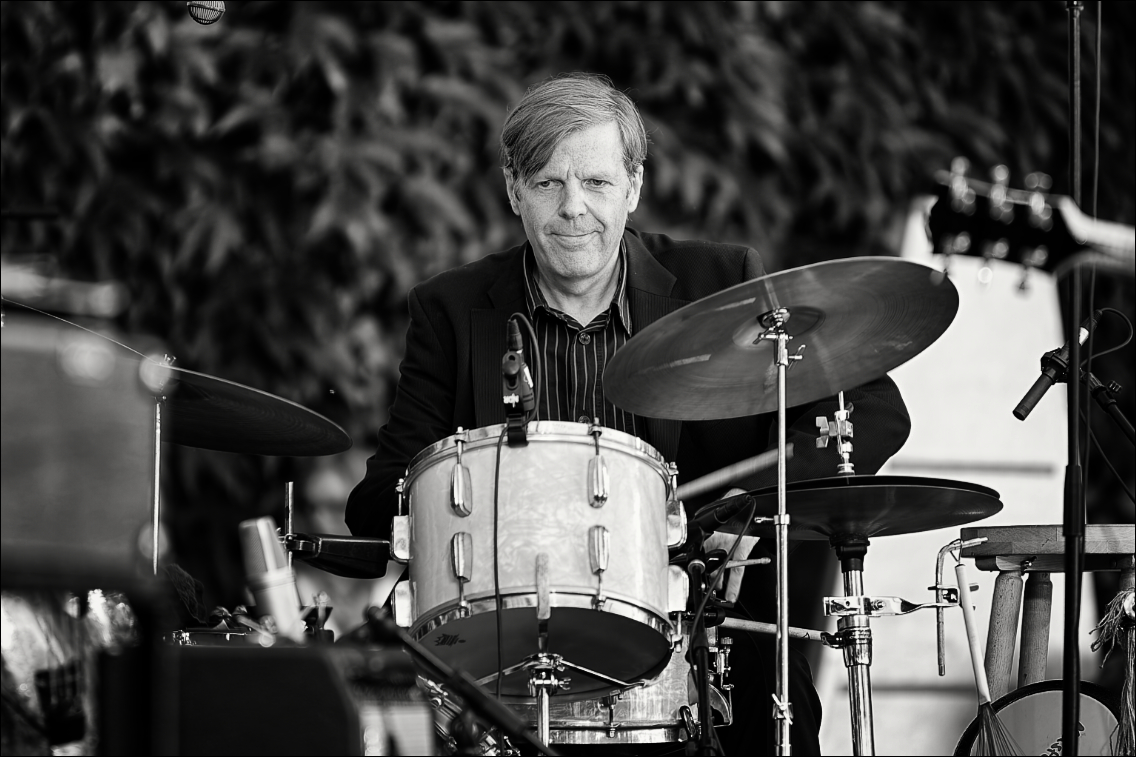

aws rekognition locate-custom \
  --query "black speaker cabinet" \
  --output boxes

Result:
[1,313,154,580]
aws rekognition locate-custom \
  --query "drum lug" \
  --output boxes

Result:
[665,493,687,550]
[667,564,689,614]
[588,421,609,507]
[450,532,473,617]
[392,581,414,628]
[588,526,610,609]
[451,428,473,516]
[391,516,411,562]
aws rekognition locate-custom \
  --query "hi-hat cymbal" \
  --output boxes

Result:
[693,475,1002,541]
[604,257,958,420]
[148,365,351,456]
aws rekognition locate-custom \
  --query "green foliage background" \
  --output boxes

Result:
[3,1,1133,601]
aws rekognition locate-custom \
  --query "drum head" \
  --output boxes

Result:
[953,680,1120,756]
[416,605,673,700]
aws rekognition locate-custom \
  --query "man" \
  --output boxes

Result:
[347,73,910,754]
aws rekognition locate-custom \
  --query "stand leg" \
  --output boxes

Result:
[985,569,1023,700]
[1018,571,1052,688]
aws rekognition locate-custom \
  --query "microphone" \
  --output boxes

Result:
[501,318,535,445]
[1014,309,1103,421]
[238,517,306,642]
[187,1,226,25]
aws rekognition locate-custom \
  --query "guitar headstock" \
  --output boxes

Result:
[927,158,1134,283]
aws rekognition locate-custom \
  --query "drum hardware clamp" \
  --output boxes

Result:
[816,392,855,475]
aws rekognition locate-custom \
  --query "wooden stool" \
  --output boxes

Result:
[959,524,1135,700]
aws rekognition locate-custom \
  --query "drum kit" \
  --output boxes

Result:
[6,253,1120,756]
[375,256,1012,755]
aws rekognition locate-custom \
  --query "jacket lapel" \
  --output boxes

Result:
[472,248,528,427]
[623,231,687,463]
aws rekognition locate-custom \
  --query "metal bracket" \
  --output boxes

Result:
[391,516,411,562]
[450,532,472,617]
[588,420,608,507]
[588,525,610,610]
[823,594,960,618]
[450,427,472,516]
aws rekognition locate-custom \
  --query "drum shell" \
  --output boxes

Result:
[400,422,677,698]
[406,423,672,619]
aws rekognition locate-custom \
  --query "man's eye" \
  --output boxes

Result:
[536,180,556,189]
[587,179,609,187]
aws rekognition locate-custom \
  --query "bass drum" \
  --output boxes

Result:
[396,422,686,700]
[953,680,1120,756]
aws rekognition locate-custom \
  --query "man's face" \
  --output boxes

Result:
[505,121,643,288]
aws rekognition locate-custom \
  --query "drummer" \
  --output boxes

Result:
[347,72,911,754]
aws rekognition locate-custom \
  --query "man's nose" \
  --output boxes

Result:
[558,180,587,219]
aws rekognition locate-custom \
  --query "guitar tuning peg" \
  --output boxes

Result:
[1024,172,1052,192]
[988,165,1014,224]
[948,158,976,215]
[1025,175,1054,231]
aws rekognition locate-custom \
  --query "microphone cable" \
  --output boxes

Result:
[491,312,542,702]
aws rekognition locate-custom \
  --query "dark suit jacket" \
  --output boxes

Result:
[346,228,911,538]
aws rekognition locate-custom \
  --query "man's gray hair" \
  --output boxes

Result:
[500,73,649,184]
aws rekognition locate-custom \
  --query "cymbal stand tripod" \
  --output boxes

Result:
[759,307,803,755]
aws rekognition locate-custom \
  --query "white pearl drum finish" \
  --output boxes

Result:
[400,422,677,699]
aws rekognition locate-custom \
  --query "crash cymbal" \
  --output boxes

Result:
[148,365,351,456]
[692,475,1002,541]
[604,257,958,420]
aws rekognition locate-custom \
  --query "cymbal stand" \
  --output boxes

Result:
[830,537,875,755]
[759,307,802,756]
[148,354,176,576]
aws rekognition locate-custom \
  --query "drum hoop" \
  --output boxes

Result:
[411,592,675,647]
[406,421,669,476]
[951,679,1121,756]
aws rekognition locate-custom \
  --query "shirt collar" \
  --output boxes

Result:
[523,240,633,334]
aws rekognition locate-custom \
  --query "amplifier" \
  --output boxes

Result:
[169,644,436,755]
[1,313,154,580]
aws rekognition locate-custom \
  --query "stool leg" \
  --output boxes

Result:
[1017,571,1052,688]
[984,569,1023,700]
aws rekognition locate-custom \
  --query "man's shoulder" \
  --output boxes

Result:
[628,228,763,291]
[412,242,525,303]
[634,229,754,260]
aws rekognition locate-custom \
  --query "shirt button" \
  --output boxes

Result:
[579,332,592,345]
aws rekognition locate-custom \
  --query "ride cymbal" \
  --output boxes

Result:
[693,475,1002,541]
[604,257,958,420]
[147,365,351,456]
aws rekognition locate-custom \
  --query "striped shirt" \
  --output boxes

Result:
[522,244,641,436]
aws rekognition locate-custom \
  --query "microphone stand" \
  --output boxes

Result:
[1063,3,1085,751]
[357,606,558,756]
[684,526,718,756]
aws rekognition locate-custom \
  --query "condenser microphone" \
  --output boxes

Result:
[238,517,306,642]
[502,318,535,445]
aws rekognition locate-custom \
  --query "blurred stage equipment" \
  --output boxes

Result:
[239,516,307,643]
[186,0,225,25]
[1,312,153,579]
[171,643,436,755]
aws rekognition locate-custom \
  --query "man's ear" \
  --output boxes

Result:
[503,169,522,216]
[626,164,644,214]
